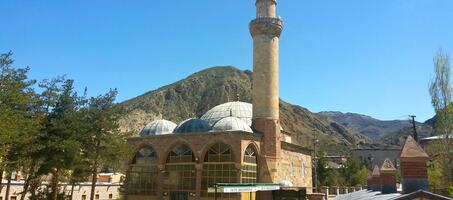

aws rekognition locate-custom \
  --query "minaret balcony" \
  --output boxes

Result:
[249,17,283,38]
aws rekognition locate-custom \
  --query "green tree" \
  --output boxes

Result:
[428,49,453,185]
[449,185,453,198]
[316,155,330,187]
[428,160,443,190]
[338,156,368,186]
[35,79,84,200]
[0,52,40,200]
[66,155,91,200]
[77,90,130,200]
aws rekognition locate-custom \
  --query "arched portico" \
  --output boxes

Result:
[127,145,159,197]
[201,142,239,199]
[163,143,197,199]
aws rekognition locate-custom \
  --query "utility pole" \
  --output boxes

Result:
[409,115,418,142]
[312,129,319,193]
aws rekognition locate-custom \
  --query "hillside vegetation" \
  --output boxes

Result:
[119,66,432,150]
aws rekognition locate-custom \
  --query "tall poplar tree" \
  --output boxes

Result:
[429,49,453,186]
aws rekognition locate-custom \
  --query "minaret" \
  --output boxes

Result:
[250,0,283,183]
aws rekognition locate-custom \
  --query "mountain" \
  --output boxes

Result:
[317,111,433,145]
[118,66,373,151]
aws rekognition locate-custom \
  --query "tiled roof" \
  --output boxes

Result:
[380,158,396,173]
[400,136,429,161]
[371,165,381,177]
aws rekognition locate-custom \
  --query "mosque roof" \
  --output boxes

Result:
[211,116,253,133]
[400,136,429,161]
[139,119,177,136]
[201,101,252,126]
[173,118,212,134]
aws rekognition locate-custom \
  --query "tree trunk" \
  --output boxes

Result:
[4,171,12,200]
[29,178,41,200]
[20,161,37,200]
[52,169,60,200]
[70,184,75,200]
[90,160,98,200]
[90,140,101,200]
[20,174,31,200]
[0,168,3,194]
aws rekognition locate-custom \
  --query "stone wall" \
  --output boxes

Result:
[276,143,313,188]
[0,181,121,200]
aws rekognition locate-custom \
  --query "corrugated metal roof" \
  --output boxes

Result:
[334,190,401,200]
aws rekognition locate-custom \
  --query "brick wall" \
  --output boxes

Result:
[400,161,427,179]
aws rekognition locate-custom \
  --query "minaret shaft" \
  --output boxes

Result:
[256,0,276,17]
[250,0,283,186]
[250,0,282,124]
[252,34,280,120]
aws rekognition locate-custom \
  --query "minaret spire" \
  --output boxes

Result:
[250,0,283,185]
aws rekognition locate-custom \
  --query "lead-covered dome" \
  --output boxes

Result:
[139,119,177,136]
[201,101,252,126]
[211,116,253,133]
[173,118,212,134]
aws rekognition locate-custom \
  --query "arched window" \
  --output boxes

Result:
[204,143,233,162]
[167,144,195,163]
[128,146,158,195]
[164,144,196,194]
[134,147,156,164]
[242,144,258,183]
[202,143,237,198]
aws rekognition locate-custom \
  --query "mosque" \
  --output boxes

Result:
[125,1,313,200]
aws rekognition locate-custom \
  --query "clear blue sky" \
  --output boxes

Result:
[1,0,452,121]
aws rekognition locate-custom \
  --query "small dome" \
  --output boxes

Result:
[211,117,253,133]
[139,119,177,136]
[173,118,212,134]
[201,102,252,126]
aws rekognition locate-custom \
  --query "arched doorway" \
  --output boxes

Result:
[242,144,258,183]
[241,144,258,200]
[127,146,159,196]
[202,142,238,199]
[164,144,196,200]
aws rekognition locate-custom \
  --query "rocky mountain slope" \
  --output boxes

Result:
[317,111,433,145]
[119,66,372,150]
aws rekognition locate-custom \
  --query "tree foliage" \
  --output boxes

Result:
[428,49,453,186]
[428,160,443,189]
[316,152,368,187]
[0,52,42,200]
[0,52,131,200]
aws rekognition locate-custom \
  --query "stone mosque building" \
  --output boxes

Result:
[125,1,313,200]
